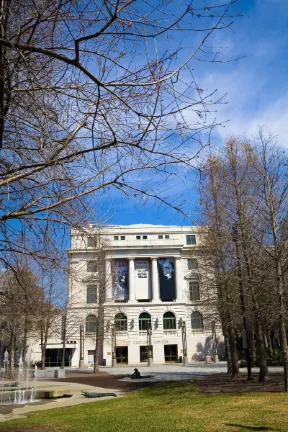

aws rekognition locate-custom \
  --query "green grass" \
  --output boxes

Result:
[1,381,288,432]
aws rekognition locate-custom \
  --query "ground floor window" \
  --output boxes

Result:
[140,345,153,362]
[115,346,128,364]
[164,344,178,363]
[45,348,72,367]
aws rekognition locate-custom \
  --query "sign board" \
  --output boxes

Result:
[135,259,151,300]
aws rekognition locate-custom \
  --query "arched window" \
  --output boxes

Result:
[86,315,97,333]
[115,313,127,331]
[139,312,151,331]
[163,312,176,330]
[191,311,203,330]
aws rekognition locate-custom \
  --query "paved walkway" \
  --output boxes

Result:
[68,363,284,382]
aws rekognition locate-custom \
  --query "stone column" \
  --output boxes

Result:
[129,258,135,302]
[151,258,160,302]
[105,259,112,301]
[175,257,182,302]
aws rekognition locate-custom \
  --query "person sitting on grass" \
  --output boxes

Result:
[130,368,141,379]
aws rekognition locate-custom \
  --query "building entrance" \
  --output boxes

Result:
[164,344,178,362]
[115,346,128,364]
[140,345,153,362]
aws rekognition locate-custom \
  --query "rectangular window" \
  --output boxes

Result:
[86,285,97,303]
[114,236,119,240]
[187,258,198,270]
[158,235,163,239]
[189,282,200,301]
[143,235,148,239]
[136,235,141,240]
[120,236,125,240]
[87,237,96,248]
[87,261,97,272]
[186,234,196,245]
[165,235,170,239]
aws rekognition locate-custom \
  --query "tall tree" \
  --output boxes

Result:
[255,131,288,390]
[0,0,241,267]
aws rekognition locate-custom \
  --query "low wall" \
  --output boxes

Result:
[35,369,65,379]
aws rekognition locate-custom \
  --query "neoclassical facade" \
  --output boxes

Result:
[60,224,217,367]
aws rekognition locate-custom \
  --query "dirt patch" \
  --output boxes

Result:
[42,371,154,392]
[196,373,286,394]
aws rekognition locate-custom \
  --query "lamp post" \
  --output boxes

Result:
[147,324,153,366]
[211,320,218,363]
[79,324,85,369]
[180,319,188,365]
[111,324,117,367]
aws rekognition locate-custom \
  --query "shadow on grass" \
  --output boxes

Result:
[227,423,281,431]
[132,380,196,397]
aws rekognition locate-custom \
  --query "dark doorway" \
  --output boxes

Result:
[115,346,128,364]
[140,345,153,362]
[164,344,178,362]
[45,348,72,367]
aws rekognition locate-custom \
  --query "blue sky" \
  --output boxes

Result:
[100,0,288,227]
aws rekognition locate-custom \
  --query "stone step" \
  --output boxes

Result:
[36,389,72,399]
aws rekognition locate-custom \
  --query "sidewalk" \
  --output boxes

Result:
[68,362,284,377]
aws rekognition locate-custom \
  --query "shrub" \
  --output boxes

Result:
[266,349,283,366]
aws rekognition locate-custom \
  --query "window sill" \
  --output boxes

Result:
[163,330,177,335]
[191,329,204,334]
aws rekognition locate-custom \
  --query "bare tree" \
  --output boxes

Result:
[254,131,288,390]
[0,0,242,268]
[199,160,240,378]
[0,265,40,377]
[32,266,62,369]
[199,134,288,385]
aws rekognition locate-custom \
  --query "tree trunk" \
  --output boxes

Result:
[228,326,239,379]
[8,335,15,380]
[280,320,288,391]
[232,226,253,380]
[266,332,273,353]
[41,347,46,370]
[93,337,100,374]
[277,262,288,391]
[224,329,232,375]
[255,322,268,382]
[250,333,256,363]
[22,316,28,365]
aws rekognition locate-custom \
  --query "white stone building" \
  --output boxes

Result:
[52,223,217,368]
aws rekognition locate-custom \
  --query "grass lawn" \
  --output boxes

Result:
[1,381,288,432]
